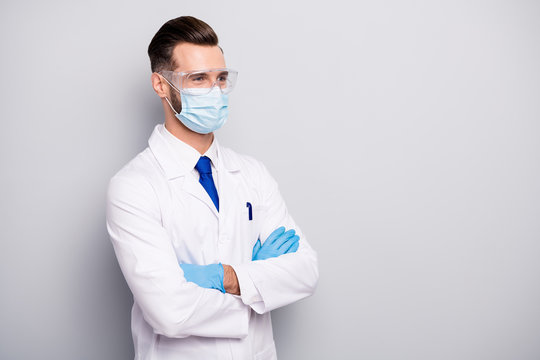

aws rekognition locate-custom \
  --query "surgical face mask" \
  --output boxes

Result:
[165,86,229,134]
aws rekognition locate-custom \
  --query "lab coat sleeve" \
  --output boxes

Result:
[231,162,319,314]
[106,174,249,339]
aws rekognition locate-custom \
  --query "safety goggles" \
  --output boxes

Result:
[159,68,238,96]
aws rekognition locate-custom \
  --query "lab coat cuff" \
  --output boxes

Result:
[230,263,264,308]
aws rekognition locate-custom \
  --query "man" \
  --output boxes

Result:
[106,16,318,359]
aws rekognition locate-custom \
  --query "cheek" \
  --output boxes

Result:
[171,91,182,110]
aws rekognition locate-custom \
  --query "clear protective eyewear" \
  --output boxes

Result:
[159,68,238,96]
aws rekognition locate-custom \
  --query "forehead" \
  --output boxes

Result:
[171,43,226,72]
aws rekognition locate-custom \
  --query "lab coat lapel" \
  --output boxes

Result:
[216,144,242,223]
[218,167,241,222]
[182,174,219,218]
[148,124,219,218]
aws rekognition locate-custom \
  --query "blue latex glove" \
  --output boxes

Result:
[179,263,225,293]
[252,226,300,261]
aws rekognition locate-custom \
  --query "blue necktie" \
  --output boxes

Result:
[195,156,219,211]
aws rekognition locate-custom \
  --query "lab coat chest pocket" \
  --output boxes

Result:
[233,201,267,260]
[248,203,266,241]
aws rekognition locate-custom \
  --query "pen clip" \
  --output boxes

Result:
[246,202,253,221]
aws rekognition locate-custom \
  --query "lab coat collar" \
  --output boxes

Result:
[158,123,202,175]
[215,139,241,173]
[148,124,240,180]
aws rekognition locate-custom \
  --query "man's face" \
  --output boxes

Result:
[168,43,226,112]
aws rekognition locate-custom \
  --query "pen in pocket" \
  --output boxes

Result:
[246,202,253,220]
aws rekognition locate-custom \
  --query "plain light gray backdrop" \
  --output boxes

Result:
[1,0,539,359]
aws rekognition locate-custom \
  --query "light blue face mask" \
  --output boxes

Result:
[165,87,229,134]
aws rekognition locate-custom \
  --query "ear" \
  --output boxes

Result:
[151,72,169,98]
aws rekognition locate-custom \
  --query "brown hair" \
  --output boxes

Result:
[147,16,219,73]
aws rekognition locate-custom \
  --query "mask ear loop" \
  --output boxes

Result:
[164,96,179,115]
[161,75,181,114]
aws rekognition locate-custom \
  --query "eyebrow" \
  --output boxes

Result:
[185,70,229,77]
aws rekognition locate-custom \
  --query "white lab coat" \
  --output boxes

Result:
[105,124,319,360]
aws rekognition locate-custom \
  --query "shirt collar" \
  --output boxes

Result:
[159,123,219,172]
[203,136,219,169]
[148,124,240,180]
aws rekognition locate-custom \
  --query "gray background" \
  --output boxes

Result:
[1,0,539,359]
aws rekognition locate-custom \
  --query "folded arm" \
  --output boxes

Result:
[180,227,299,295]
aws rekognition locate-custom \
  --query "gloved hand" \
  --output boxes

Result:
[252,226,300,261]
[179,263,225,293]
